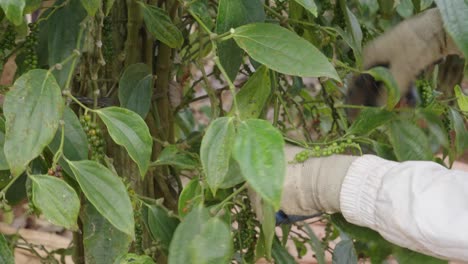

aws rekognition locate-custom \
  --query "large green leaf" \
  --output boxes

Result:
[96,107,152,177]
[0,234,14,264]
[332,237,358,264]
[293,0,317,16]
[0,0,25,25]
[145,204,180,253]
[272,236,296,263]
[168,206,210,263]
[232,23,340,81]
[216,0,265,80]
[418,110,449,148]
[81,0,101,16]
[81,201,132,264]
[200,117,236,194]
[189,217,233,264]
[434,0,468,58]
[118,63,153,118]
[388,120,432,161]
[4,70,64,176]
[178,178,202,217]
[68,160,134,236]
[348,108,395,135]
[139,2,183,48]
[260,202,276,259]
[30,175,79,230]
[48,107,89,177]
[235,65,271,119]
[232,119,285,209]
[47,0,87,87]
[365,66,401,110]
[447,107,468,156]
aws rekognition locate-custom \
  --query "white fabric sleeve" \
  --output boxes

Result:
[340,155,468,262]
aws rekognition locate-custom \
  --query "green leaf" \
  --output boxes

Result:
[81,0,101,16]
[232,119,285,209]
[68,160,134,236]
[365,66,401,110]
[454,85,468,112]
[24,0,41,13]
[396,0,414,17]
[216,0,265,80]
[235,65,271,119]
[0,122,9,170]
[418,110,449,148]
[232,23,340,81]
[104,0,115,15]
[348,108,395,135]
[260,202,276,259]
[345,6,363,66]
[155,145,199,170]
[114,254,156,264]
[30,175,79,230]
[272,236,296,263]
[48,107,89,177]
[169,206,210,263]
[96,107,152,177]
[200,117,236,194]
[4,70,64,176]
[434,0,468,58]
[178,178,203,217]
[189,0,214,30]
[218,158,244,189]
[0,0,25,25]
[189,218,233,264]
[447,107,468,156]
[304,225,326,264]
[388,120,432,161]
[293,0,317,16]
[82,201,132,264]
[146,204,180,253]
[47,0,87,87]
[0,234,14,264]
[332,238,358,264]
[393,248,447,264]
[118,63,153,118]
[139,2,183,48]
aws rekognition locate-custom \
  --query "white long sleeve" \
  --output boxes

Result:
[340,155,468,262]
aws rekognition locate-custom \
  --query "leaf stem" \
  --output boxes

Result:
[213,55,240,118]
[51,121,66,167]
[212,183,247,214]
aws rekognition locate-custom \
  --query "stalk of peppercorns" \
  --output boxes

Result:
[294,138,360,162]
[233,196,259,261]
[102,16,114,64]
[23,23,39,71]
[0,24,17,57]
[80,114,106,162]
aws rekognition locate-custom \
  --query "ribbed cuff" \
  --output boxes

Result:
[339,155,398,229]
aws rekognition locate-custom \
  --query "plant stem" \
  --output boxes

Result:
[51,122,66,167]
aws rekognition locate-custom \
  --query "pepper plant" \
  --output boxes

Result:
[0,0,467,263]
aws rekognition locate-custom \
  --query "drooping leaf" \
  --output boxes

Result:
[232,23,340,81]
[146,204,180,253]
[81,0,101,16]
[178,178,203,217]
[114,254,156,264]
[396,0,414,17]
[168,206,210,263]
[304,225,326,264]
[47,0,87,87]
[82,201,132,264]
[4,70,64,176]
[0,0,25,25]
[96,107,152,177]
[139,2,183,48]
[348,108,395,135]
[434,0,468,58]
[260,202,276,259]
[48,107,89,177]
[272,236,296,263]
[68,160,134,236]
[388,120,432,161]
[200,117,236,194]
[333,238,358,264]
[232,119,285,209]
[0,234,14,264]
[235,65,271,119]
[293,0,317,16]
[189,0,214,30]
[30,175,79,230]
[418,110,449,148]
[189,218,233,264]
[216,0,265,80]
[345,6,363,66]
[118,63,153,118]
[218,158,244,189]
[454,85,468,112]
[365,66,401,110]
[447,107,468,156]
[154,145,199,170]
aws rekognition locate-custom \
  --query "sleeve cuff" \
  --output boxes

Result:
[339,155,398,229]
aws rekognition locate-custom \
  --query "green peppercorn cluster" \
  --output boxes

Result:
[294,139,359,162]
[102,16,114,63]
[80,114,106,161]
[134,209,144,254]
[23,23,39,71]
[0,24,17,56]
[416,79,434,107]
[234,197,259,261]
[442,109,452,144]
